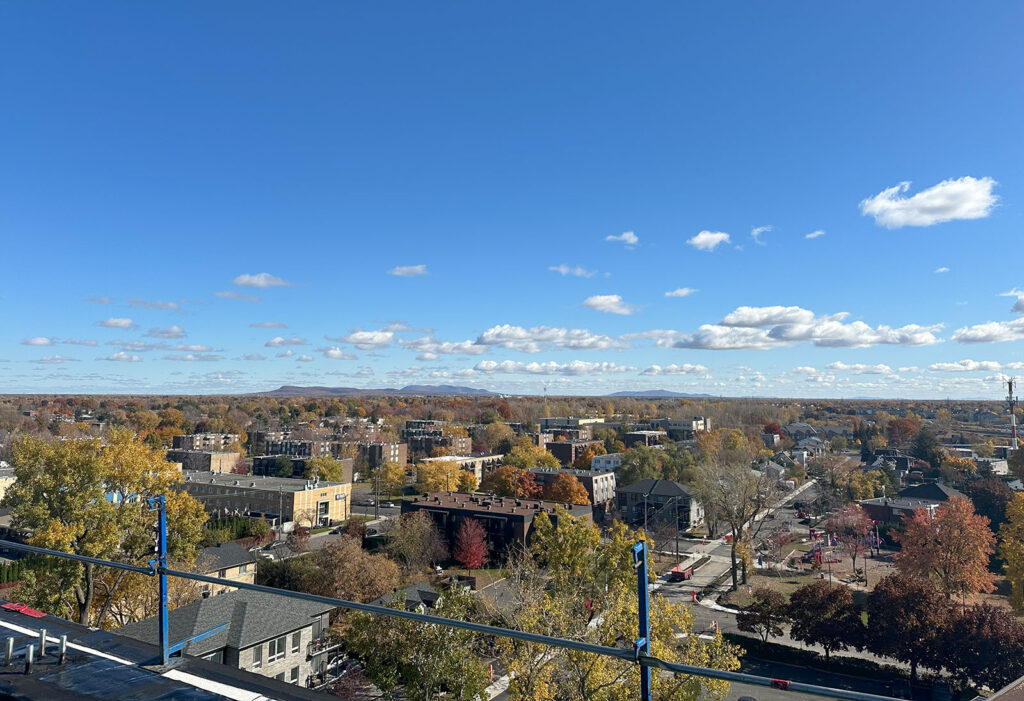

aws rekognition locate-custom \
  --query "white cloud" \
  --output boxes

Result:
[145,325,186,339]
[327,329,395,350]
[417,353,439,361]
[767,320,942,348]
[805,230,826,239]
[859,176,998,228]
[34,355,77,364]
[999,288,1024,297]
[751,225,772,245]
[687,231,731,252]
[665,288,698,298]
[825,361,894,375]
[62,339,98,346]
[621,329,683,349]
[388,264,428,277]
[99,317,136,329]
[674,326,778,350]
[1014,297,1024,315]
[243,353,266,361]
[23,337,53,346]
[898,366,922,373]
[474,360,636,376]
[929,359,1024,372]
[250,321,287,328]
[164,353,224,362]
[106,351,142,362]
[174,344,214,352]
[233,272,292,288]
[106,340,167,352]
[793,366,819,375]
[398,337,488,356]
[324,347,357,360]
[605,231,638,246]
[951,318,1024,344]
[215,291,260,302]
[85,296,110,304]
[297,355,314,362]
[276,350,295,358]
[549,264,595,278]
[582,294,636,316]
[128,298,184,311]
[935,267,950,274]
[721,305,817,327]
[477,325,628,353]
[265,336,306,347]
[641,364,709,376]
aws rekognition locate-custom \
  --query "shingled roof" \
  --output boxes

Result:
[116,589,333,656]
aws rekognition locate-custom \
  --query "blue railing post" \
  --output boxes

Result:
[633,540,652,701]
[147,495,169,666]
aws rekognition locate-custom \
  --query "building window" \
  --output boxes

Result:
[268,635,287,662]
[291,631,301,653]
[289,666,300,683]
[239,563,249,574]
[275,672,286,681]
[252,645,262,670]
[218,569,227,579]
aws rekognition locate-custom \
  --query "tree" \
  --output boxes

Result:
[944,604,1024,692]
[453,519,488,573]
[230,456,248,475]
[866,574,952,680]
[416,460,461,492]
[788,581,863,663]
[964,478,1014,531]
[763,422,782,436]
[482,422,515,453]
[310,536,400,603]
[894,497,996,600]
[737,587,788,642]
[541,472,590,505]
[379,461,406,497]
[502,442,559,469]
[304,456,345,482]
[384,511,448,574]
[572,443,606,470]
[286,526,310,553]
[479,465,542,498]
[886,417,920,446]
[345,586,489,701]
[825,505,872,574]
[456,470,478,492]
[1000,493,1024,612]
[269,456,294,478]
[3,430,206,626]
[910,428,945,471]
[1010,448,1024,481]
[691,451,778,589]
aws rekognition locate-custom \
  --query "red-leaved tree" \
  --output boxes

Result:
[454,518,488,574]
[825,504,873,574]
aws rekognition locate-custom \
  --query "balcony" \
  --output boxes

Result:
[308,634,343,658]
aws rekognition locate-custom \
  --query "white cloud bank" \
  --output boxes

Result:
[477,325,627,353]
[859,176,998,228]
[475,360,636,376]
[641,364,709,376]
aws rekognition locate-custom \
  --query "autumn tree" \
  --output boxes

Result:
[894,497,996,600]
[886,417,920,446]
[825,504,872,574]
[384,511,448,574]
[571,443,606,470]
[454,519,488,573]
[310,536,400,603]
[502,441,559,469]
[1000,492,1024,612]
[479,465,542,498]
[416,459,461,492]
[1010,448,1024,482]
[737,587,788,642]
[378,460,406,497]
[541,472,591,505]
[3,430,206,626]
[964,478,1014,530]
[482,422,515,453]
[303,456,346,482]
[944,603,1024,692]
[788,581,863,663]
[867,574,952,680]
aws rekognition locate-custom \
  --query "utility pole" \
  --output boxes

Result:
[374,467,380,520]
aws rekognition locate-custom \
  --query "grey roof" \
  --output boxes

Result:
[181,470,346,492]
[116,588,334,656]
[897,483,965,502]
[616,478,693,498]
[371,582,440,610]
[196,542,255,573]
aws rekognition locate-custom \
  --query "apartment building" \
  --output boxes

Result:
[172,433,240,451]
[546,439,604,466]
[178,471,351,526]
[590,452,623,473]
[166,449,241,473]
[528,467,616,509]
[418,453,504,482]
[622,430,669,449]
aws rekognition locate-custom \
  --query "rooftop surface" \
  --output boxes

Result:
[405,492,591,517]
[0,598,325,700]
[181,471,346,492]
[616,478,694,497]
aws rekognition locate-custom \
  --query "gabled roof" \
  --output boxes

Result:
[616,478,693,498]
[196,542,255,574]
[896,482,964,502]
[371,582,440,610]
[116,589,334,655]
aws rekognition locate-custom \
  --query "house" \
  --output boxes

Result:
[402,492,591,552]
[117,589,336,687]
[0,597,325,700]
[616,479,703,530]
[896,482,964,502]
[196,542,257,597]
[371,582,441,611]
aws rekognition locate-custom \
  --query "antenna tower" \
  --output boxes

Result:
[1008,378,1019,450]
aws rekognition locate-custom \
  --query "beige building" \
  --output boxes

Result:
[417,453,504,482]
[0,469,15,503]
[179,471,351,527]
[172,433,240,450]
[196,543,258,597]
[166,450,241,473]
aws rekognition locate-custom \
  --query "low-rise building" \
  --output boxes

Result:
[402,492,591,552]
[173,433,240,451]
[616,479,703,530]
[117,589,336,688]
[264,439,333,458]
[622,430,668,449]
[178,471,351,526]
[196,542,258,597]
[166,449,241,473]
[252,455,354,482]
[418,454,504,482]
[0,467,15,503]
[546,439,604,466]
[528,467,616,510]
[590,452,623,473]
[648,417,710,440]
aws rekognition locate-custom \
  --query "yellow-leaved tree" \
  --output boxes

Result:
[3,429,207,627]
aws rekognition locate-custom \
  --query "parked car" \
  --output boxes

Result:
[381,501,397,508]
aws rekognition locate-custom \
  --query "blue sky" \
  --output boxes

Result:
[2,2,1023,397]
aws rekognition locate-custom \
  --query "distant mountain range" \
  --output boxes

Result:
[604,389,715,398]
[257,384,497,397]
